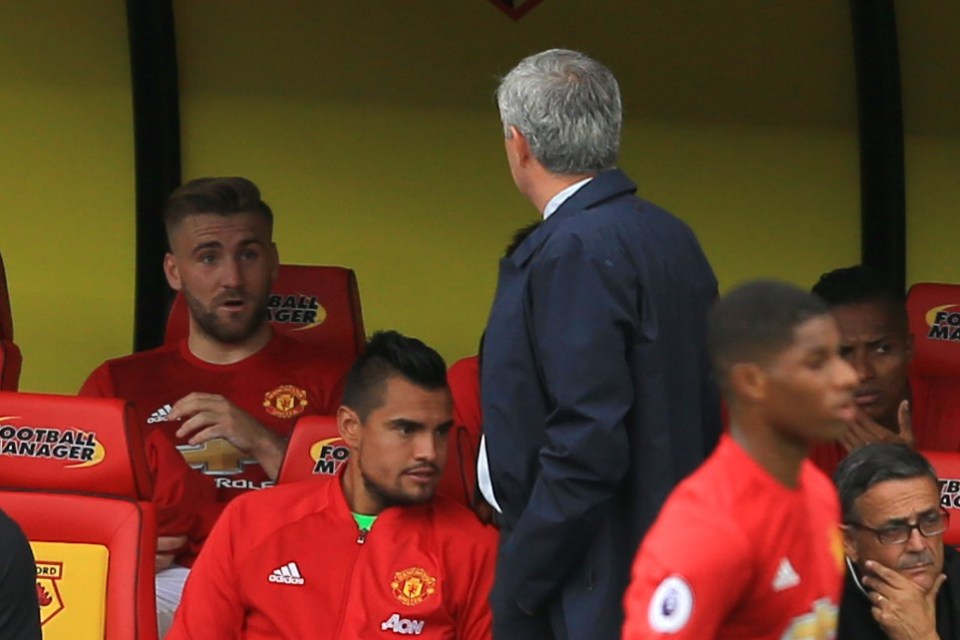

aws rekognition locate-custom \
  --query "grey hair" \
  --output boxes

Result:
[497,48,621,175]
[834,443,938,524]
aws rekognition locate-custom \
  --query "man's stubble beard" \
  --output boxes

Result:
[183,287,270,345]
[358,453,438,511]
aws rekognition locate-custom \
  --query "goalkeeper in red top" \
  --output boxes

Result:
[623,280,858,639]
[79,177,347,634]
[167,330,497,639]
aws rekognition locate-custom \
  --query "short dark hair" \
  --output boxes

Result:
[708,280,829,392]
[813,263,904,309]
[834,443,938,524]
[163,177,274,237]
[341,331,448,421]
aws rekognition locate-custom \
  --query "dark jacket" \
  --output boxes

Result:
[482,169,720,639]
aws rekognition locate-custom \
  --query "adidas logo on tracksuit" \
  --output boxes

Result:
[268,562,305,586]
[147,404,174,424]
[772,557,801,592]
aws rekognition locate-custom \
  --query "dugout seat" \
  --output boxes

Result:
[906,283,960,451]
[165,263,365,364]
[276,415,346,484]
[0,252,22,390]
[0,392,157,640]
[920,450,960,547]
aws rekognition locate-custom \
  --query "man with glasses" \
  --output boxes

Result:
[835,443,960,639]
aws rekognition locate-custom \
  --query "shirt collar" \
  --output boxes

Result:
[542,177,593,220]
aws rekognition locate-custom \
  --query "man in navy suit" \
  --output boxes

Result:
[479,48,721,640]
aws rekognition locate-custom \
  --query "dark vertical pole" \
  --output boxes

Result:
[126,0,181,351]
[850,0,906,294]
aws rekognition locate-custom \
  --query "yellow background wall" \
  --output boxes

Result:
[0,1,134,394]
[0,1,954,393]
[899,3,960,284]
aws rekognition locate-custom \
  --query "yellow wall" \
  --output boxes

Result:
[0,0,134,393]
[899,2,960,285]
[3,1,954,393]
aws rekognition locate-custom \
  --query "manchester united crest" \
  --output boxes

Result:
[263,385,309,419]
[391,567,437,607]
[36,561,65,625]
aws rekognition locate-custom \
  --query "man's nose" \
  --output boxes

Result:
[851,351,875,382]
[413,432,438,462]
[835,358,859,391]
[904,526,927,552]
[221,257,243,288]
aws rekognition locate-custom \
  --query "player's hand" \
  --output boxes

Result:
[862,559,943,640]
[156,535,188,572]
[840,401,913,453]
[897,399,915,448]
[169,393,286,480]
[471,496,497,528]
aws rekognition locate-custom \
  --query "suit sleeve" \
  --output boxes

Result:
[165,499,246,639]
[498,231,636,612]
[622,508,750,639]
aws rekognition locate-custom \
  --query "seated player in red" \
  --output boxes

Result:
[809,265,913,477]
[167,331,497,639]
[623,280,857,639]
[79,177,348,633]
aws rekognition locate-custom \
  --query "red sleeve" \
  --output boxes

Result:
[78,363,114,397]
[454,522,497,640]
[144,429,223,565]
[166,498,246,639]
[622,506,750,639]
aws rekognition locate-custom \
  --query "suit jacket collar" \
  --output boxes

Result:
[509,169,637,267]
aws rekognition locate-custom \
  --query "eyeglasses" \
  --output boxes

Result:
[844,510,950,545]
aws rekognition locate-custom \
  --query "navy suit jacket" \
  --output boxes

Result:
[482,169,721,639]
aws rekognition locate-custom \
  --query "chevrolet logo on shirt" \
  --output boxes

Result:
[178,439,257,475]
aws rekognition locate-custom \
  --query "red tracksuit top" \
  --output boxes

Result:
[167,473,498,639]
[623,435,844,640]
[80,333,348,564]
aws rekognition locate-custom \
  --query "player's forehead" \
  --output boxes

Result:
[831,300,904,343]
[367,377,452,426]
[169,211,271,249]
[856,476,939,523]
[776,314,839,360]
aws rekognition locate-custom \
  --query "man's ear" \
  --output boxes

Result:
[841,525,860,564]
[338,406,362,449]
[506,126,532,167]
[163,253,182,292]
[729,362,767,403]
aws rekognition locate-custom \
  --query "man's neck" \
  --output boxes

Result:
[341,465,383,517]
[729,416,807,489]
[186,322,273,365]
[527,171,596,216]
